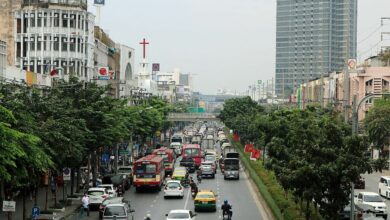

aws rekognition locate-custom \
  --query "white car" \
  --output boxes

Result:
[87,187,109,208]
[98,184,117,198]
[378,176,390,198]
[166,209,197,220]
[164,180,184,198]
[355,192,387,218]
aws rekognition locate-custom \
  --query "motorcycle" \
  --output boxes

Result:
[222,210,232,220]
[191,187,198,198]
[197,175,202,184]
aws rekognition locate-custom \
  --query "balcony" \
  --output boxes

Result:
[22,0,87,10]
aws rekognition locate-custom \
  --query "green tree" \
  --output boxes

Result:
[365,98,390,154]
[218,96,264,128]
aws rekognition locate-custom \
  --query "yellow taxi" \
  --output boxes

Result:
[172,167,187,181]
[194,190,217,212]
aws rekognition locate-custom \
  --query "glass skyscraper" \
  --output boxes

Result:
[275,0,357,97]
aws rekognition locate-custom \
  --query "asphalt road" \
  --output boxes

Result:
[83,159,267,220]
[358,171,390,219]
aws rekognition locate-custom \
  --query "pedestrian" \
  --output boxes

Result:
[144,213,152,220]
[81,192,90,216]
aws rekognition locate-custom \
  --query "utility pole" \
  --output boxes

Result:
[271,77,274,104]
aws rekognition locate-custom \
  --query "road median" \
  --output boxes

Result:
[230,138,312,220]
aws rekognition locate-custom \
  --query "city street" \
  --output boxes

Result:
[358,171,390,220]
[82,159,267,220]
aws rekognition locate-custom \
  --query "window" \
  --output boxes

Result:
[135,164,156,174]
[62,38,67,51]
[70,18,75,28]
[30,17,35,27]
[54,14,59,27]
[37,40,41,51]
[69,39,75,52]
[43,36,47,50]
[53,37,59,51]
[30,38,35,51]
[103,206,126,217]
[62,18,68,27]
[37,17,42,27]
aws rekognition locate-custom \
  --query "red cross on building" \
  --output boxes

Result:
[139,38,149,59]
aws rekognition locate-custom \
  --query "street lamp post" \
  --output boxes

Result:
[351,93,390,135]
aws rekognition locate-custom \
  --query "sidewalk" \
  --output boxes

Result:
[0,184,81,220]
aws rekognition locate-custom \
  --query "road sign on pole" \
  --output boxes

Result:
[119,150,130,155]
[63,167,71,181]
[32,206,40,219]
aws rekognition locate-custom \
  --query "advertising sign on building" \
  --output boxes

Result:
[94,0,105,5]
[348,59,357,70]
[99,67,108,76]
[98,67,109,80]
[152,63,160,72]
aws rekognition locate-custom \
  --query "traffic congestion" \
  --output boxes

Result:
[79,122,264,220]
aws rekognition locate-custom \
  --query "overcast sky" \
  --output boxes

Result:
[89,0,390,94]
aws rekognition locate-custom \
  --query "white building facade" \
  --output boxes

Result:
[118,43,135,98]
[14,0,95,81]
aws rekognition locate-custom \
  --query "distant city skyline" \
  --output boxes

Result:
[89,0,390,94]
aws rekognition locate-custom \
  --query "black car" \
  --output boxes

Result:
[180,157,196,173]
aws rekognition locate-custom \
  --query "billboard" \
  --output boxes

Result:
[94,0,105,5]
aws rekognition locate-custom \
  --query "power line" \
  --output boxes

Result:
[358,40,383,58]
[358,25,381,44]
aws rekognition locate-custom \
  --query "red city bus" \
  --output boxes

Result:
[182,144,202,168]
[152,147,175,175]
[133,154,165,191]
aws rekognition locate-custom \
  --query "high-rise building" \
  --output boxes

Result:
[0,40,6,78]
[275,0,357,97]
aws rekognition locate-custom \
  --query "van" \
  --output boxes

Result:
[378,176,390,198]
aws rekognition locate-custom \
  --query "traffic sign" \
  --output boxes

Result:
[102,153,110,163]
[32,206,40,219]
[63,168,71,181]
[119,150,130,155]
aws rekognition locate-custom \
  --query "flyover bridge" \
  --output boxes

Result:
[167,113,220,122]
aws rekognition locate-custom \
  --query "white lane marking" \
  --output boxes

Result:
[184,187,191,210]
[243,170,269,220]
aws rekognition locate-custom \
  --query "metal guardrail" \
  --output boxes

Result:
[167,113,220,121]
